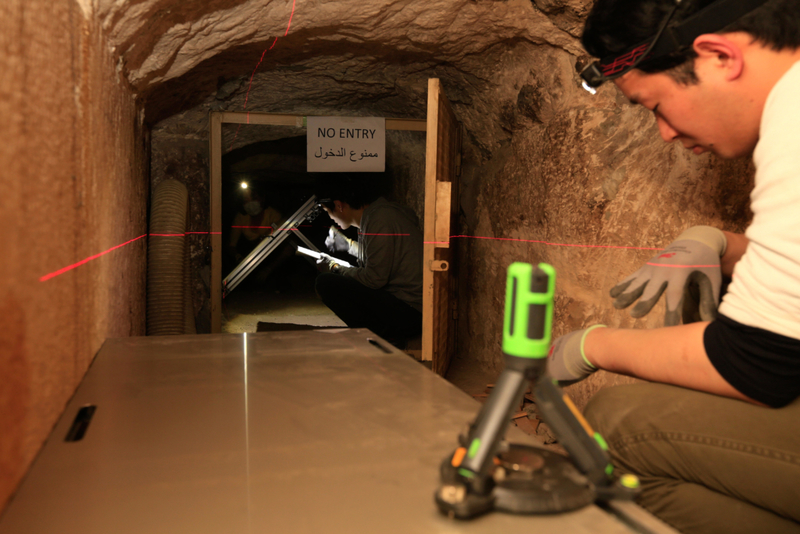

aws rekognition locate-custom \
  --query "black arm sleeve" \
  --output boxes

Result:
[704,314,800,408]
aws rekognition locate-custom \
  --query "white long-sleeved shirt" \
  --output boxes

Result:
[719,61,800,340]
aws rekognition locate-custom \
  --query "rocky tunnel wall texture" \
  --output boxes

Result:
[1,0,148,512]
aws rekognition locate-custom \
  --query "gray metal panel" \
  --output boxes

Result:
[0,330,654,534]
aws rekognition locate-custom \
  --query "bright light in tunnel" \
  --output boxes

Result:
[240,182,249,189]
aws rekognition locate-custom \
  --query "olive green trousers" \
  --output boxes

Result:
[584,383,800,534]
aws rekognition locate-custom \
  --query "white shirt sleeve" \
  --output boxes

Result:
[718,61,800,340]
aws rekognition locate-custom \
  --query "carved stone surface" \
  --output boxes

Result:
[2,0,148,511]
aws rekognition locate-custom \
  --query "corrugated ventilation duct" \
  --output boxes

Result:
[147,179,197,335]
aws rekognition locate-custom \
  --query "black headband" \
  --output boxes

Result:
[580,0,770,92]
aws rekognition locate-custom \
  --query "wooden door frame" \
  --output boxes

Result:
[421,79,461,374]
[209,112,427,333]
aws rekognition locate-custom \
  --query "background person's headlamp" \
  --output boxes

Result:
[579,0,770,93]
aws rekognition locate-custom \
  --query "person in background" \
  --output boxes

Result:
[546,0,800,532]
[314,176,423,349]
[227,187,292,287]
[228,188,284,263]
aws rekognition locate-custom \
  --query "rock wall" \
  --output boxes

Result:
[452,45,753,408]
[0,0,148,510]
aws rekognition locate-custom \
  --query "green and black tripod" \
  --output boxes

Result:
[436,262,640,518]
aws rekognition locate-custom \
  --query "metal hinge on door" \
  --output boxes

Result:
[430,260,449,272]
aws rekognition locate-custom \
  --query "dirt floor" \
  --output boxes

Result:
[222,255,560,451]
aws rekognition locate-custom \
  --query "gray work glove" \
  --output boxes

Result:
[325,227,352,254]
[610,226,726,326]
[547,325,606,383]
[316,252,336,273]
[316,252,344,274]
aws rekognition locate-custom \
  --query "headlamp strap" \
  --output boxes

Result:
[598,0,769,76]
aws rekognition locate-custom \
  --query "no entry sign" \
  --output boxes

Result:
[307,116,386,172]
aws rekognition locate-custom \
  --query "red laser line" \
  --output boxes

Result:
[242,48,269,120]
[40,230,662,283]
[283,0,296,36]
[229,0,297,148]
[39,234,147,282]
[39,232,225,282]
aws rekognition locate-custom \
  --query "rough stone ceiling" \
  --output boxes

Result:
[91,0,593,151]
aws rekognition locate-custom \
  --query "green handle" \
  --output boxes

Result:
[502,262,555,358]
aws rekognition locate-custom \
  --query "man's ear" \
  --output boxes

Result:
[692,34,744,81]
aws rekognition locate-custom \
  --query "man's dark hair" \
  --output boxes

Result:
[313,173,383,210]
[582,0,800,83]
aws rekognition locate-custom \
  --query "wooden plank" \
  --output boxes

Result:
[421,79,441,363]
[219,112,304,126]
[421,78,462,375]
[431,83,460,377]
[209,112,223,333]
[434,181,451,247]
[385,118,427,131]
[432,255,449,372]
[216,112,425,131]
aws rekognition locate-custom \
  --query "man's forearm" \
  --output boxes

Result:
[583,323,761,404]
[721,231,749,276]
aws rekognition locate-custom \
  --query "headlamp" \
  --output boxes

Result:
[579,0,770,92]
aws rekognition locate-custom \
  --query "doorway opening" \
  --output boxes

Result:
[211,116,427,335]
[210,80,459,374]
[219,133,343,333]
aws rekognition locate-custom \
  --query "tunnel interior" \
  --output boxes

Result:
[2,0,756,513]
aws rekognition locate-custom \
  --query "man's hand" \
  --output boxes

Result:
[316,252,341,274]
[547,325,606,383]
[610,226,726,326]
[325,227,352,254]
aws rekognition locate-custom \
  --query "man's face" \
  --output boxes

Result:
[614,67,758,159]
[323,201,351,230]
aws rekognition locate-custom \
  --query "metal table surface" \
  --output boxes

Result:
[0,329,672,534]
